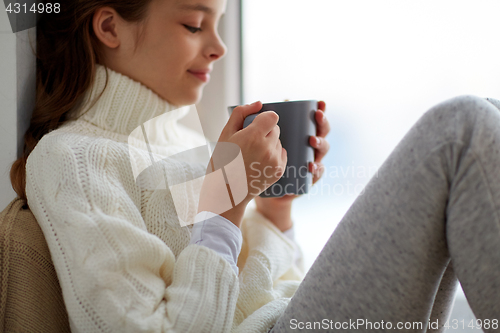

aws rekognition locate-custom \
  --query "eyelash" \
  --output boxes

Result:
[183,24,202,33]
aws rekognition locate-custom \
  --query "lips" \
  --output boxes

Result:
[188,69,211,83]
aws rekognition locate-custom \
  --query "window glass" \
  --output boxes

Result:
[243,0,500,273]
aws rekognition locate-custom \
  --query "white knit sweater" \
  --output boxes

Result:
[25,64,305,333]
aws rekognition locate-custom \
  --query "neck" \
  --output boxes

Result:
[73,64,190,137]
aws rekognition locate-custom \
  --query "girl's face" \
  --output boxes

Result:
[97,0,227,106]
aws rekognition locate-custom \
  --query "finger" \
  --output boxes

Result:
[275,133,282,151]
[266,124,280,148]
[225,101,263,135]
[309,136,330,163]
[280,147,288,175]
[250,110,280,137]
[309,161,315,173]
[317,100,326,112]
[315,109,331,138]
[311,162,325,185]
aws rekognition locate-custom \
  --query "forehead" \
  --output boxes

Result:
[173,0,226,16]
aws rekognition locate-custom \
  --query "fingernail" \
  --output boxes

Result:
[319,110,325,122]
[313,163,318,172]
[315,137,320,146]
[252,101,260,105]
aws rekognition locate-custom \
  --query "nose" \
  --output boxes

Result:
[205,30,227,61]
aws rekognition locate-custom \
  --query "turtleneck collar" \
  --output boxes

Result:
[73,64,190,137]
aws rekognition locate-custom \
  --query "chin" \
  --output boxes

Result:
[184,89,204,105]
[166,95,196,108]
[165,86,204,107]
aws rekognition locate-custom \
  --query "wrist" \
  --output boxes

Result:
[218,197,250,228]
[198,169,252,228]
[255,200,293,232]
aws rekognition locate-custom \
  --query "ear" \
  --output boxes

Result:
[93,7,121,49]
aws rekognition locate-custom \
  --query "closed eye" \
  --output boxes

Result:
[183,24,202,33]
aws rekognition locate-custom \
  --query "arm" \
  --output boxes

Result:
[190,211,243,275]
[26,136,239,333]
[238,206,305,279]
[189,212,303,277]
[281,224,305,270]
[251,100,328,259]
[188,212,302,276]
[232,206,304,329]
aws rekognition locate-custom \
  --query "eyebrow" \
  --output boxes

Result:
[178,3,215,15]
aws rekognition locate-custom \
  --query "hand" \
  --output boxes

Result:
[198,101,288,228]
[254,100,330,231]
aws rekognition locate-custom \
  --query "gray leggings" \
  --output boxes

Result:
[270,95,500,333]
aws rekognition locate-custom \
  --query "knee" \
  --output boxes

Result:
[424,95,499,123]
[417,95,500,142]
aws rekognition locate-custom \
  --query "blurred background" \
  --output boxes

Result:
[2,0,499,330]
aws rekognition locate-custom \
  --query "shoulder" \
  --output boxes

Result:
[29,129,132,171]
[26,129,139,195]
[26,130,143,212]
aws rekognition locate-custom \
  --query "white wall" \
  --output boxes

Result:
[0,8,36,210]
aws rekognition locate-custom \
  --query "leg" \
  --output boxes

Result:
[271,95,500,333]
[427,261,458,333]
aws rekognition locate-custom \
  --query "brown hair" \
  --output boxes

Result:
[10,0,154,205]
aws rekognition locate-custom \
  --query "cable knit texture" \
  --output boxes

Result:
[25,64,305,333]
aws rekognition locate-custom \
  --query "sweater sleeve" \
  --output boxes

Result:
[25,135,239,333]
[188,213,300,276]
[281,224,304,270]
[232,206,305,331]
[189,211,243,275]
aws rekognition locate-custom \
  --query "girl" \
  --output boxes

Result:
[12,0,320,331]
[10,0,500,332]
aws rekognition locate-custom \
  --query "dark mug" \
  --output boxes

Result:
[228,100,317,198]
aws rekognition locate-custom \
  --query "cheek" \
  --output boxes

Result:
[148,33,200,78]
[144,29,181,59]
[173,37,199,61]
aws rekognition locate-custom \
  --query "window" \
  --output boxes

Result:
[242,0,499,323]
